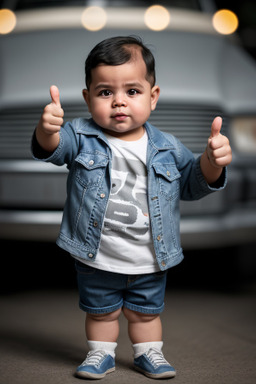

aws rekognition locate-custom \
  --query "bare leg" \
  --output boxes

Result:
[76,309,120,379]
[123,307,162,344]
[86,308,122,342]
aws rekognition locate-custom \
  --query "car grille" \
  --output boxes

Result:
[0,103,228,159]
[149,104,228,153]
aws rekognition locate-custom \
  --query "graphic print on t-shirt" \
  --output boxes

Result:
[103,145,150,242]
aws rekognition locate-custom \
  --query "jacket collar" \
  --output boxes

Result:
[144,121,175,151]
[76,118,105,138]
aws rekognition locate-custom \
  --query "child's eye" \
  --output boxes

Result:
[127,89,139,96]
[99,90,112,97]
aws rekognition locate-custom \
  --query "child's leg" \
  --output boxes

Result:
[123,307,162,343]
[124,308,176,379]
[76,309,121,379]
[123,308,176,379]
[86,308,122,342]
[75,261,124,379]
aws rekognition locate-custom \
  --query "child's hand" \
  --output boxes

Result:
[35,85,64,152]
[200,116,232,185]
[38,85,64,135]
[206,116,232,168]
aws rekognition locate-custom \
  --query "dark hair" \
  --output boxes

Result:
[85,36,156,89]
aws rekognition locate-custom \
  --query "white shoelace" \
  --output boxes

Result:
[146,348,170,368]
[82,350,106,367]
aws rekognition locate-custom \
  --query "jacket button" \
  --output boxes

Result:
[161,261,166,267]
[93,221,98,227]
[89,160,94,166]
[88,253,94,258]
[166,171,170,177]
[157,235,161,241]
[100,193,105,198]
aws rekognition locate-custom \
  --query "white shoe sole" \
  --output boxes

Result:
[76,366,115,379]
[134,365,176,379]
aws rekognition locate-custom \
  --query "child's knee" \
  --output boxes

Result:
[87,308,122,322]
[123,307,159,323]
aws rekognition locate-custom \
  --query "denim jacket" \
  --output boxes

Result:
[32,118,226,271]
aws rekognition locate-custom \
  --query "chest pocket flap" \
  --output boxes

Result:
[152,163,181,182]
[152,163,181,199]
[75,152,109,188]
[75,152,109,170]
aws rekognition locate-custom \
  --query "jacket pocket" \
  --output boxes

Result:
[75,152,109,188]
[152,163,181,200]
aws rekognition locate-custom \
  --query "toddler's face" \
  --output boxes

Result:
[83,53,160,140]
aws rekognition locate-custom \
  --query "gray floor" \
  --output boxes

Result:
[1,287,256,384]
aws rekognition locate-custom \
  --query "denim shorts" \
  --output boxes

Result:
[75,261,167,315]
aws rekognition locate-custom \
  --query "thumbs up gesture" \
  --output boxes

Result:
[35,85,64,151]
[39,85,64,135]
[206,116,232,169]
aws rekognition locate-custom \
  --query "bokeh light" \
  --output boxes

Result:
[144,5,170,31]
[0,9,16,34]
[81,6,107,31]
[212,9,239,35]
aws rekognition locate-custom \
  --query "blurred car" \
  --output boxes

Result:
[0,0,256,249]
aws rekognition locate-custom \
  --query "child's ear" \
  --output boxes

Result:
[151,85,160,111]
[82,89,91,112]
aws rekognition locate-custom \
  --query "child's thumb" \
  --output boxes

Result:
[210,116,222,138]
[50,85,61,107]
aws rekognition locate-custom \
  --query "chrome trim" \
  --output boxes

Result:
[1,208,256,247]
[13,7,217,35]
[0,160,67,173]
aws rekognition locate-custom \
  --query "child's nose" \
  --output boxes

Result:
[112,93,127,107]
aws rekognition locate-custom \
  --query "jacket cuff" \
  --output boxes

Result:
[31,129,63,163]
[195,155,227,191]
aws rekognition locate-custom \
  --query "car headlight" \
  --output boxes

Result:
[231,117,256,155]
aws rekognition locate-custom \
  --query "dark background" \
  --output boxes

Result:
[215,0,256,61]
[1,240,255,293]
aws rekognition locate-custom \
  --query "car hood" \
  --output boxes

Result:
[1,27,256,114]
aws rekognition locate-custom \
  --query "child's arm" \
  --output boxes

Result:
[35,85,64,152]
[200,116,232,185]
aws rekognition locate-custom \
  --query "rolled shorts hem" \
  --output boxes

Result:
[79,298,123,314]
[79,299,165,315]
[123,301,165,315]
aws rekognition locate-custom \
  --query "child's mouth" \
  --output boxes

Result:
[112,113,128,121]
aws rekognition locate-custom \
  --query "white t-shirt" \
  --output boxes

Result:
[75,131,160,274]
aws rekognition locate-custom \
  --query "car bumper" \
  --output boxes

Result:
[0,207,255,249]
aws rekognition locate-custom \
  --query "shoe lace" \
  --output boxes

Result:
[82,350,106,367]
[146,348,170,368]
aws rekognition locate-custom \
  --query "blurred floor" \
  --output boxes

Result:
[1,286,256,384]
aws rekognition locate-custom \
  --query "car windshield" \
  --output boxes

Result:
[1,0,202,11]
